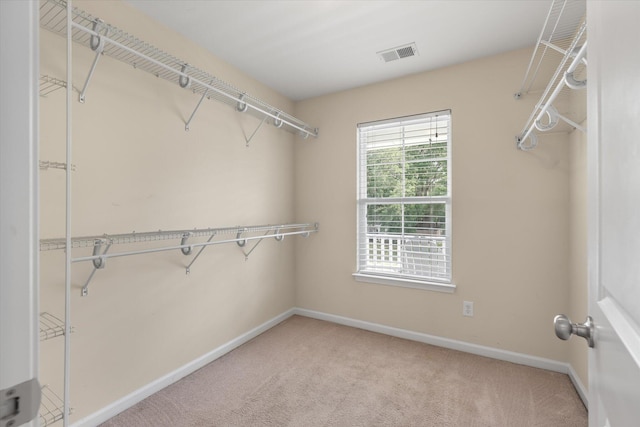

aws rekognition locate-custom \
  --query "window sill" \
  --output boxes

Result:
[352,273,456,293]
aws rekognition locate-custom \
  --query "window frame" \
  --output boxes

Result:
[353,111,454,293]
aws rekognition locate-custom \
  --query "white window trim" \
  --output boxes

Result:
[352,273,456,293]
[355,111,453,292]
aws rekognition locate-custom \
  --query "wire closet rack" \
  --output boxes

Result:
[38,2,321,425]
[40,385,70,427]
[515,0,587,151]
[40,74,67,97]
[39,0,319,141]
[40,312,68,341]
[39,311,72,425]
[40,223,319,296]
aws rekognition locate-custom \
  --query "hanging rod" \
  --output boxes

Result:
[517,39,586,150]
[39,0,319,140]
[40,222,319,295]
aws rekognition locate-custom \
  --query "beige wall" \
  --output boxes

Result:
[39,0,299,421]
[294,48,573,362]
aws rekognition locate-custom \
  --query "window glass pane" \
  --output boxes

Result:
[403,203,446,236]
[366,204,402,235]
[404,159,447,197]
[405,140,447,160]
[364,203,402,273]
[400,235,449,279]
[363,203,449,280]
[367,147,402,198]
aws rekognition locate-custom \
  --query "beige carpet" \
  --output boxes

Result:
[100,315,587,426]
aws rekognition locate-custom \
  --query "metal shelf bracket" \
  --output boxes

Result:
[236,229,247,247]
[180,233,193,255]
[81,239,111,296]
[243,115,268,147]
[235,93,268,147]
[273,114,283,128]
[178,64,191,89]
[236,94,248,113]
[184,233,216,275]
[79,19,107,103]
[185,80,213,131]
[240,230,270,261]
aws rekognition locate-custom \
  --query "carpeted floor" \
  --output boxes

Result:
[100,315,587,426]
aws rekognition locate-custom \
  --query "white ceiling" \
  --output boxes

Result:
[125,0,552,101]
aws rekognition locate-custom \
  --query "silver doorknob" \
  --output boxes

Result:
[554,314,594,348]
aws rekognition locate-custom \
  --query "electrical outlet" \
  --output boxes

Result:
[463,301,474,317]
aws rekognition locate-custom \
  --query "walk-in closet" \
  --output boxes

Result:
[3,0,640,426]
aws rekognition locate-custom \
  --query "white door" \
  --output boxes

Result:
[0,1,41,426]
[587,1,640,426]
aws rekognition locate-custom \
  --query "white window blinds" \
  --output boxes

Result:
[356,111,452,285]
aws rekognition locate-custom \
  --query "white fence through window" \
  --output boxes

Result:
[365,234,449,279]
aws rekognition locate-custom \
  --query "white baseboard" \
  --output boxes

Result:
[74,306,588,426]
[71,308,296,427]
[293,308,589,409]
[567,362,589,409]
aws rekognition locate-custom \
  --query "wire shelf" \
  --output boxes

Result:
[40,312,68,341]
[40,385,69,426]
[40,160,76,171]
[39,0,318,138]
[516,0,587,150]
[517,0,587,97]
[40,74,67,97]
[40,222,318,295]
[39,222,318,252]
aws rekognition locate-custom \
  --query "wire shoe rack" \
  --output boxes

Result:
[38,312,73,425]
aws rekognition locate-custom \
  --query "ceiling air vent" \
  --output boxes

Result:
[377,43,419,63]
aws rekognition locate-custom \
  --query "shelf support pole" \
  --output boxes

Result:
[64,1,73,424]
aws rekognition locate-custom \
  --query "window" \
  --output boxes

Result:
[355,111,452,291]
